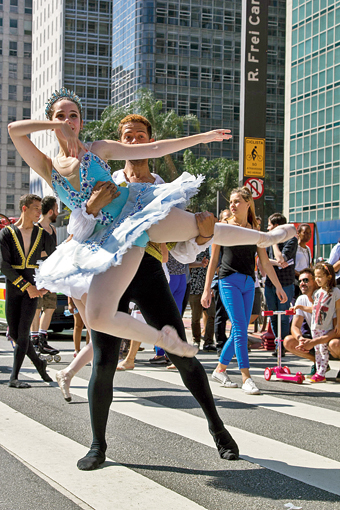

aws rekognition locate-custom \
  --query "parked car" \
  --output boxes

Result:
[0,272,74,333]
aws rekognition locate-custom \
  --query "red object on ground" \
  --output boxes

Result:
[261,321,276,351]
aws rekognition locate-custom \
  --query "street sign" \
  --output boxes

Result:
[244,177,264,200]
[244,137,265,177]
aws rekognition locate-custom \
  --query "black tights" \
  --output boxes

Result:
[88,254,224,454]
[6,284,42,381]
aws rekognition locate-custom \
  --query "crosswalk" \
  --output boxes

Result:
[0,340,340,510]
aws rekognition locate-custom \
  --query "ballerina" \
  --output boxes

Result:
[8,88,296,358]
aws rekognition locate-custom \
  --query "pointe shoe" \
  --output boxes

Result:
[257,224,296,248]
[56,370,73,402]
[155,326,199,358]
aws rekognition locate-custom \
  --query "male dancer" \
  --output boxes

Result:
[0,194,55,387]
[65,115,239,470]
[30,195,60,355]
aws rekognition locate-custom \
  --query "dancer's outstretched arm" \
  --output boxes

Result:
[9,118,231,181]
[91,129,232,162]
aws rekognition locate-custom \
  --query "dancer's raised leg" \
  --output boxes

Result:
[86,246,197,357]
[214,222,296,248]
[148,208,295,247]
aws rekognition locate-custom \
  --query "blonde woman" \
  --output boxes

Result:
[202,188,288,395]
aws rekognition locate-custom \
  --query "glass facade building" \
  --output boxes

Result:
[112,0,287,209]
[284,0,340,258]
[30,0,112,197]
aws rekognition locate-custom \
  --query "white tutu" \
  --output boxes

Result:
[36,172,203,299]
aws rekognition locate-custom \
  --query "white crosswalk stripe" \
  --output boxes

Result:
[1,341,339,509]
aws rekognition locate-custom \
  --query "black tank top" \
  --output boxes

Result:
[218,222,257,281]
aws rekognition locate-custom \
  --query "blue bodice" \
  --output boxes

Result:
[51,151,129,233]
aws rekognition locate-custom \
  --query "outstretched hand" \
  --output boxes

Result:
[203,129,232,142]
[55,122,86,159]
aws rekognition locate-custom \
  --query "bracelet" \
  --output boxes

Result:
[199,234,213,239]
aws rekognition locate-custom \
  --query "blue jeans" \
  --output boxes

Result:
[264,283,294,339]
[218,273,255,369]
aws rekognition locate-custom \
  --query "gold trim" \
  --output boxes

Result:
[21,282,31,292]
[26,226,43,268]
[13,276,23,286]
[8,225,43,269]
[8,227,25,269]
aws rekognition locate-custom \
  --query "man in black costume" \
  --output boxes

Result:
[0,194,54,388]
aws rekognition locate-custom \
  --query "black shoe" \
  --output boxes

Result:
[336,370,340,383]
[37,359,53,382]
[77,449,106,471]
[149,355,170,365]
[203,344,217,352]
[210,428,239,460]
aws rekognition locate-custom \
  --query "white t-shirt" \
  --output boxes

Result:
[295,293,313,328]
[312,286,340,333]
[112,169,165,185]
[295,245,311,272]
[328,243,340,278]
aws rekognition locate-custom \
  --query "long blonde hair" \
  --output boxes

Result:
[229,187,257,228]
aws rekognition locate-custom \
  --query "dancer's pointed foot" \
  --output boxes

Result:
[37,359,53,382]
[257,224,296,248]
[116,359,135,371]
[210,428,239,460]
[156,326,198,358]
[56,370,73,402]
[77,449,106,470]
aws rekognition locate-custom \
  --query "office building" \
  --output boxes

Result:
[0,0,32,217]
[30,0,112,196]
[284,0,340,258]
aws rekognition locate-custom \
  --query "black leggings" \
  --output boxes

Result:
[6,283,42,381]
[88,253,224,453]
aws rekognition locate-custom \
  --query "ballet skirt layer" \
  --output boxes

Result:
[35,151,203,299]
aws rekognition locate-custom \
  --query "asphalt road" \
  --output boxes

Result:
[0,329,339,510]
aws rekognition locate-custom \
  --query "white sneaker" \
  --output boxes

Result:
[212,370,238,388]
[242,377,261,395]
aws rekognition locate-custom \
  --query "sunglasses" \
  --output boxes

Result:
[299,278,310,284]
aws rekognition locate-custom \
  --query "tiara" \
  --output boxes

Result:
[45,87,83,119]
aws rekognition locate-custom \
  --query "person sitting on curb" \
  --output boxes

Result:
[283,267,340,380]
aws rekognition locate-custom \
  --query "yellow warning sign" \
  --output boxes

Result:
[244,138,265,177]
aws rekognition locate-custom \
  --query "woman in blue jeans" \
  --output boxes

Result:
[201,187,288,395]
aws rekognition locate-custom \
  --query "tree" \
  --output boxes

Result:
[81,89,200,179]
[182,149,239,213]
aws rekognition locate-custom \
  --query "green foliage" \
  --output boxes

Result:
[81,89,200,177]
[81,88,241,214]
[182,150,239,213]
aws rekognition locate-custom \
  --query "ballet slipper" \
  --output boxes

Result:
[8,379,31,388]
[56,369,75,402]
[210,428,239,460]
[257,224,296,248]
[155,326,198,358]
[116,359,135,371]
[77,449,106,471]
